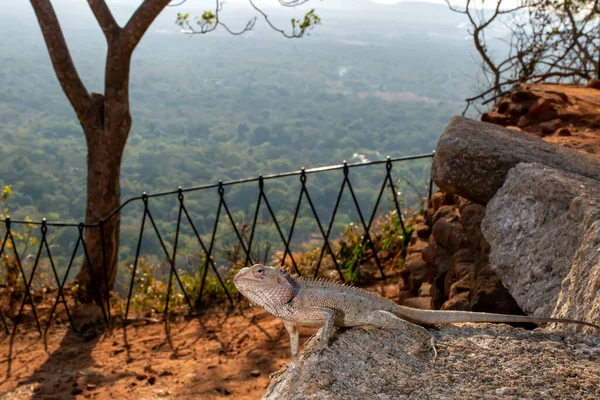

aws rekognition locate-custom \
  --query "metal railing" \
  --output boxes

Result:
[0,152,435,336]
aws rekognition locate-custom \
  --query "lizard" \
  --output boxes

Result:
[233,263,600,359]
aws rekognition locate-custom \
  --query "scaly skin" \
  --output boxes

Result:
[233,264,600,358]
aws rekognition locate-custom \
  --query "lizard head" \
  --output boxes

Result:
[233,264,295,310]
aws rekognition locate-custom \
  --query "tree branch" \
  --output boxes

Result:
[30,0,92,123]
[177,0,256,36]
[178,0,320,39]
[249,0,320,39]
[121,0,172,53]
[87,0,121,43]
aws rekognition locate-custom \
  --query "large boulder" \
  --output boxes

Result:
[264,324,600,400]
[431,116,600,204]
[553,220,600,334]
[481,163,600,321]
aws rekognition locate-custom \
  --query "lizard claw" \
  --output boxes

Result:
[423,336,437,363]
[429,337,438,363]
[269,361,294,381]
[303,340,327,359]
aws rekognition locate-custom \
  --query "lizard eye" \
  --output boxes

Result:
[253,266,264,277]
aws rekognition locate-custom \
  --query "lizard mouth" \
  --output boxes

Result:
[233,270,255,291]
[233,274,244,288]
[233,267,250,285]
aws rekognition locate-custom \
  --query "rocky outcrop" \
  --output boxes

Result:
[399,191,523,315]
[553,221,600,334]
[264,324,600,400]
[482,83,600,155]
[430,116,600,204]
[481,163,600,323]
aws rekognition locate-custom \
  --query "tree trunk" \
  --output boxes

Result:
[75,92,129,305]
[30,0,180,306]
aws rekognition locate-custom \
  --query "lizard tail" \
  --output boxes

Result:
[393,305,600,330]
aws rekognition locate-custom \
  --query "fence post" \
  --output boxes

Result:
[428,150,436,203]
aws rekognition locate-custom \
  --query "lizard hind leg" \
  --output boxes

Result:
[366,310,437,362]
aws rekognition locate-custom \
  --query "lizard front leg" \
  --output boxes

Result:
[269,320,299,381]
[284,309,338,357]
[300,308,338,358]
[282,320,299,357]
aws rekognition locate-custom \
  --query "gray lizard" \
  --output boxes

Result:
[233,264,600,358]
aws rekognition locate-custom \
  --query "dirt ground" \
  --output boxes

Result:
[0,280,400,400]
[0,307,318,400]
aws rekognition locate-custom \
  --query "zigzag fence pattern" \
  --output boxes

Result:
[0,152,435,336]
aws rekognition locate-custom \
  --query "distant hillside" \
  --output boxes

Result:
[0,0,476,260]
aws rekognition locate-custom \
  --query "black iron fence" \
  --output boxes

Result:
[0,152,435,336]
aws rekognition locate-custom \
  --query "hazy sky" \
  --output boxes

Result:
[372,0,521,7]
[101,0,520,9]
[3,0,521,13]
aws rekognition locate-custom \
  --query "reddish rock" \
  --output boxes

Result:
[443,192,455,205]
[423,239,452,294]
[430,190,456,211]
[414,214,426,224]
[441,291,471,311]
[432,250,452,306]
[407,237,428,253]
[555,127,571,137]
[481,111,513,126]
[430,191,444,211]
[398,290,412,305]
[507,102,526,117]
[433,251,452,281]
[401,252,435,295]
[449,275,474,298]
[540,118,563,136]
[431,278,446,310]
[517,115,532,128]
[403,296,433,310]
[452,195,469,210]
[418,282,434,297]
[497,100,511,114]
[424,207,434,224]
[431,219,470,255]
[459,203,486,251]
[527,98,559,122]
[586,78,600,89]
[444,248,477,295]
[511,90,539,103]
[430,205,458,226]
[402,251,429,274]
[421,237,438,265]
[497,100,527,117]
[413,222,431,240]
[469,259,527,316]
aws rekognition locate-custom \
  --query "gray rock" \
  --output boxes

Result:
[482,163,600,318]
[553,220,600,333]
[431,116,600,204]
[264,324,600,400]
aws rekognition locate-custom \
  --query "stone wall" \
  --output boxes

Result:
[399,190,524,315]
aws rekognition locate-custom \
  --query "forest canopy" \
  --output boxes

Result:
[0,0,475,261]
